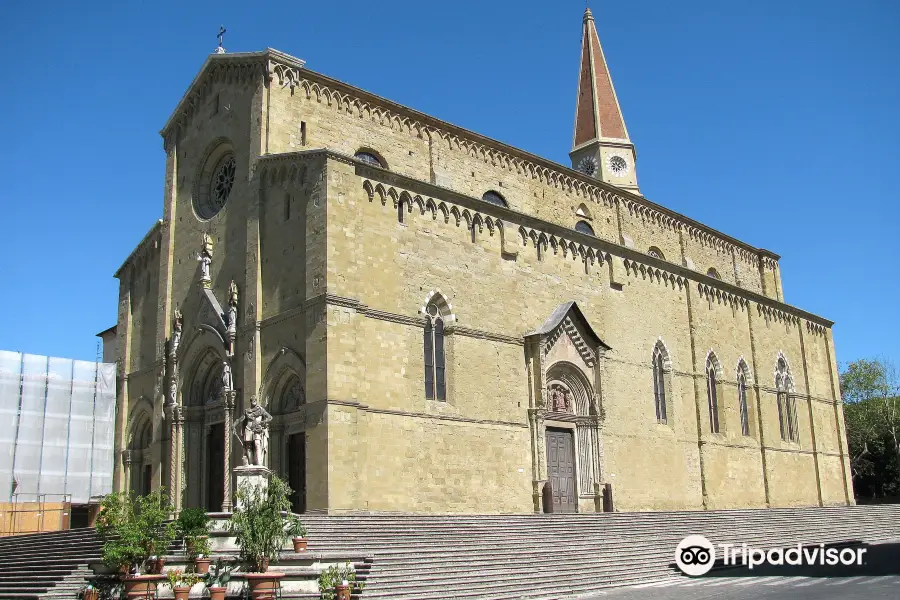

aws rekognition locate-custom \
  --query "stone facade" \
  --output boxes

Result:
[110,16,852,514]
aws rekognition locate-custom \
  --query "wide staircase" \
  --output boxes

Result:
[303,504,900,600]
[0,528,101,600]
[0,505,898,599]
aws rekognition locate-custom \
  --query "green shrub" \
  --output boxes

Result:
[96,488,175,574]
[227,476,293,572]
[317,562,364,600]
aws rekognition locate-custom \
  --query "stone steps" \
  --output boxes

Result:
[297,505,900,599]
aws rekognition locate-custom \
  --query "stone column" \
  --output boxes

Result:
[167,405,184,511]
[121,450,133,493]
[222,390,236,512]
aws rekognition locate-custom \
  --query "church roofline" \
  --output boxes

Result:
[159,48,779,264]
[114,219,163,278]
[258,149,825,326]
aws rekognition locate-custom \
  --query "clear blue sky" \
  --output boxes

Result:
[0,0,897,370]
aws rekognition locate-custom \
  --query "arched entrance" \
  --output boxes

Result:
[544,362,601,513]
[182,348,229,511]
[261,349,307,513]
[127,409,153,496]
[524,301,609,514]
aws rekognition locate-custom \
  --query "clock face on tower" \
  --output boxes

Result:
[608,154,629,177]
[576,155,598,177]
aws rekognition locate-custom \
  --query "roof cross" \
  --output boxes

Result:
[215,25,226,54]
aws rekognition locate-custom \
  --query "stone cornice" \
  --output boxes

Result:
[262,150,830,327]
[161,49,779,266]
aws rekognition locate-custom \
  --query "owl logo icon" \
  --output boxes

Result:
[675,535,716,576]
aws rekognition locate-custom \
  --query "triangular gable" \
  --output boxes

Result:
[526,301,610,368]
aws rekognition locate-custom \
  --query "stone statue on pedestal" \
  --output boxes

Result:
[233,396,272,467]
[198,233,214,287]
[171,308,183,357]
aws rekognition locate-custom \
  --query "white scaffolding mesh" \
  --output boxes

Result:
[0,351,116,504]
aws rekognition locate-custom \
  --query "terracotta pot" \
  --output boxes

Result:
[208,587,227,600]
[148,556,166,574]
[194,557,212,574]
[121,574,166,600]
[292,536,308,552]
[336,583,351,600]
[246,572,284,600]
[256,557,270,573]
[173,586,191,600]
[83,590,100,600]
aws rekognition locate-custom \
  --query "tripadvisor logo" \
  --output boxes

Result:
[675,535,868,576]
[675,535,716,576]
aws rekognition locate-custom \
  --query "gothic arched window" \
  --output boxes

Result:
[775,356,798,442]
[354,150,386,169]
[706,356,721,434]
[738,371,750,436]
[424,303,447,401]
[707,268,721,280]
[575,220,595,236]
[648,246,665,260]
[652,344,668,424]
[482,191,507,207]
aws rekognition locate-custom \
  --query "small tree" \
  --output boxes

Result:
[96,489,175,574]
[842,358,900,498]
[176,507,212,558]
[228,476,293,572]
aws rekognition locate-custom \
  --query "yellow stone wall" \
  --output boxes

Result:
[110,53,852,513]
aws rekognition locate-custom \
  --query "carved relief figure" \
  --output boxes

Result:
[227,280,238,337]
[548,384,572,413]
[233,396,272,466]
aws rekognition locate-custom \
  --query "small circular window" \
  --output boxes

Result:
[194,143,236,220]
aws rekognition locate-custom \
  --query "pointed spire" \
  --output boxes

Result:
[573,8,629,149]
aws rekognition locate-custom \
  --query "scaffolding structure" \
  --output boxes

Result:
[0,350,116,504]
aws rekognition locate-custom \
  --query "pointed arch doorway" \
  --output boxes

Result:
[525,301,610,514]
[181,347,230,511]
[261,349,308,514]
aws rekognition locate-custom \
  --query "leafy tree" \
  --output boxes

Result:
[841,358,900,499]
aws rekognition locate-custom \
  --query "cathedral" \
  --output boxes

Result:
[110,9,853,514]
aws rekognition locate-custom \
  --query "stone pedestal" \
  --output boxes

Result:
[234,465,272,508]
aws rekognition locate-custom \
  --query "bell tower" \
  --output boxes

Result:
[569,8,640,194]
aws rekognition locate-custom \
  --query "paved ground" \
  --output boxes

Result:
[583,540,900,600]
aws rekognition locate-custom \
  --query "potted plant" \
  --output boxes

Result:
[95,489,174,597]
[76,584,99,600]
[204,558,234,600]
[165,569,203,600]
[228,476,293,599]
[286,515,308,552]
[317,563,364,600]
[177,507,213,574]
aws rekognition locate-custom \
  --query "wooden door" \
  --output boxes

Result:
[546,429,577,513]
[141,465,152,497]
[287,433,307,513]
[206,423,225,512]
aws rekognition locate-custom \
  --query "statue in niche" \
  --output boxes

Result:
[233,396,272,466]
[197,233,214,284]
[227,280,238,336]
[548,385,572,413]
[221,360,233,393]
[171,308,183,357]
